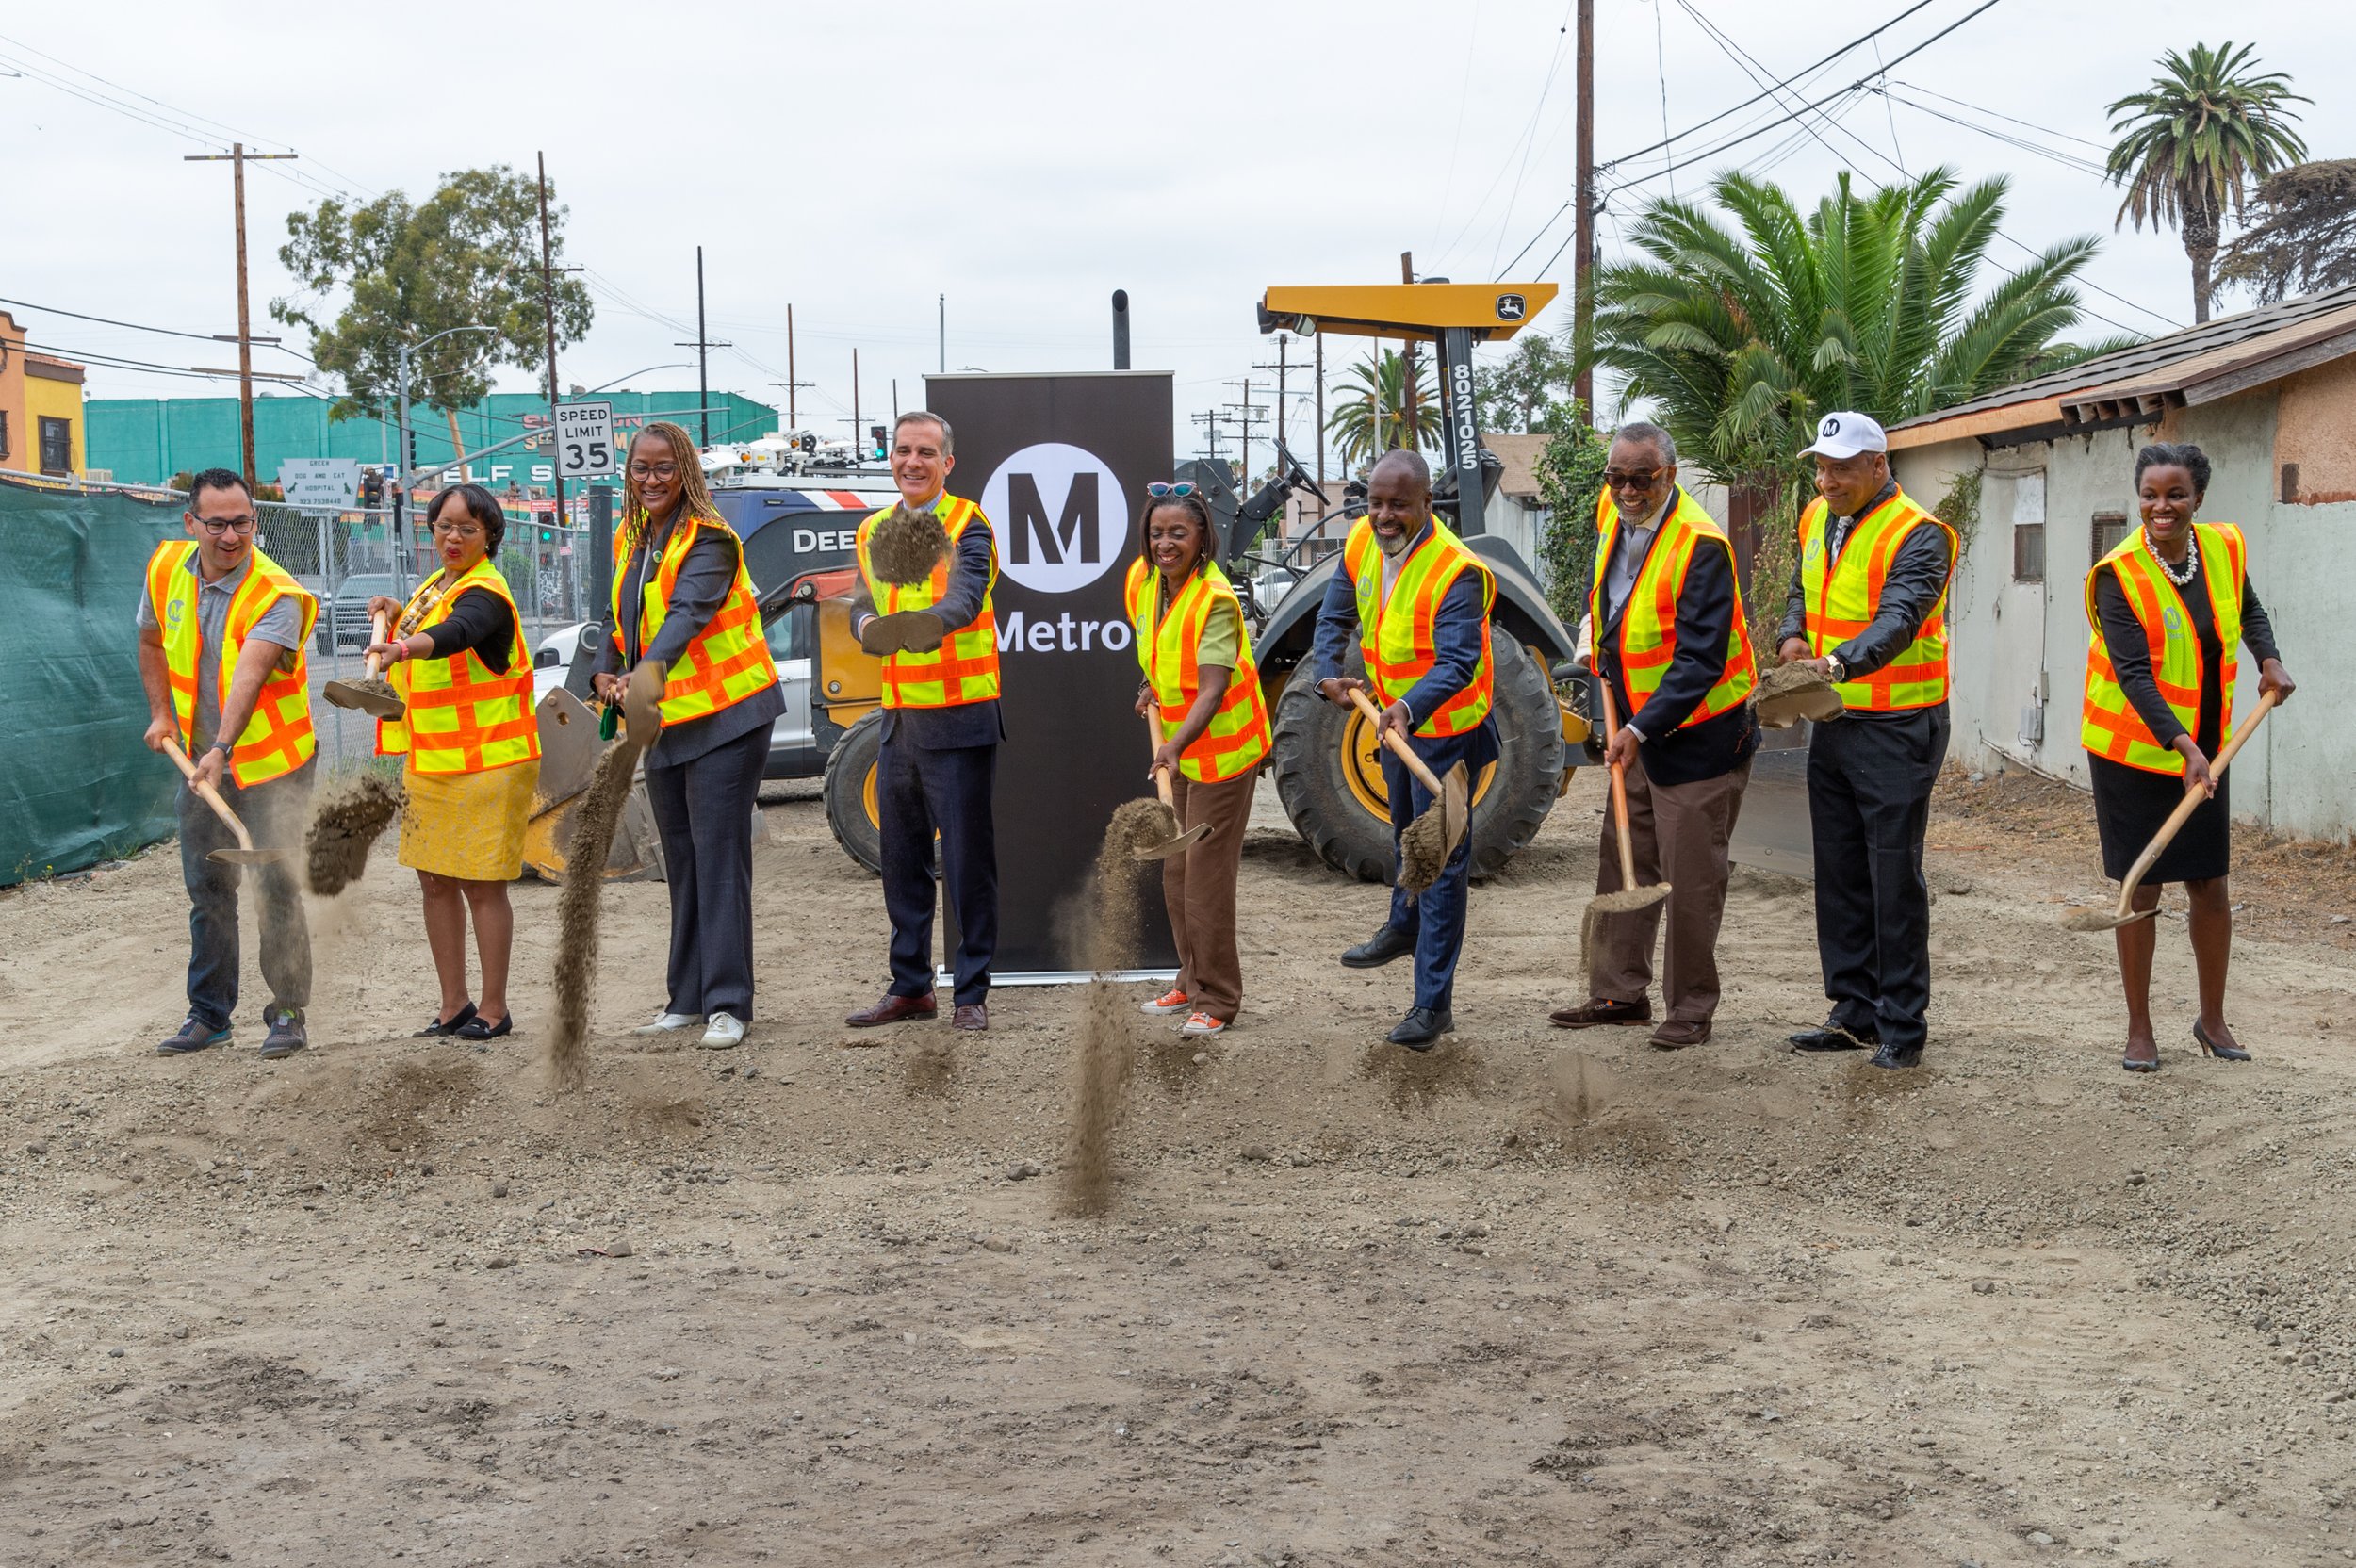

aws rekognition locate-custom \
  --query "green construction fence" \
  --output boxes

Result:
[0,476,186,886]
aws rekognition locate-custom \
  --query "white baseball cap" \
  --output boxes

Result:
[1800,410,1888,460]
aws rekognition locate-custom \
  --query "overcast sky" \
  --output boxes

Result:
[5,0,2348,467]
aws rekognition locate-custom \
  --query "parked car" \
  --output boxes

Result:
[316,574,396,652]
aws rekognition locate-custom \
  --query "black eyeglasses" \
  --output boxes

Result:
[1146,482,1197,498]
[194,515,259,534]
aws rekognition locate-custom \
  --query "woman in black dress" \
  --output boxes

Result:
[2082,442,2294,1071]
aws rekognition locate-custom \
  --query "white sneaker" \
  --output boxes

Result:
[634,1012,704,1036]
[1140,988,1190,1016]
[699,1012,745,1050]
[1179,1011,1226,1037]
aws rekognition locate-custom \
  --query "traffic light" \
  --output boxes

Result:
[870,424,888,462]
[360,467,384,508]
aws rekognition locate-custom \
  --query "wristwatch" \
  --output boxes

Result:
[208,740,234,760]
[1824,652,1847,683]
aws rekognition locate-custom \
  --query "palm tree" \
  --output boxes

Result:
[1323,350,1442,471]
[2105,42,2308,323]
[1594,167,2113,486]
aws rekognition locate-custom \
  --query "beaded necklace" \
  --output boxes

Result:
[2145,526,2199,588]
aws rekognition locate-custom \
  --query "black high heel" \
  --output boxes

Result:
[2193,1019,2251,1062]
[2121,1048,2161,1073]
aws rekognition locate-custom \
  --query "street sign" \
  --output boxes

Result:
[555,401,616,479]
[277,458,361,511]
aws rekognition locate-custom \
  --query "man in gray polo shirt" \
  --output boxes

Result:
[135,468,315,1059]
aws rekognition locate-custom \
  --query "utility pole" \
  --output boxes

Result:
[534,153,582,529]
[1190,409,1224,466]
[185,142,298,489]
[1399,251,1420,454]
[1252,335,1292,464]
[1219,378,1269,491]
[938,294,945,374]
[851,349,862,463]
[787,304,799,429]
[1314,332,1326,502]
[1573,0,1596,418]
[673,246,732,447]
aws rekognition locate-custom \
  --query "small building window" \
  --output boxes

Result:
[2013,522,2046,581]
[0,409,9,463]
[37,416,72,477]
[2092,510,2131,560]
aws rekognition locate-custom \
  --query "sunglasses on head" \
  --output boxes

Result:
[1146,482,1197,498]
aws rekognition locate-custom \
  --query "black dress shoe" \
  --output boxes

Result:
[1869,1041,1923,1070]
[1387,1006,1453,1050]
[1789,1021,1876,1053]
[415,1002,478,1038]
[452,1011,513,1041]
[1341,926,1415,969]
[2192,1019,2251,1061]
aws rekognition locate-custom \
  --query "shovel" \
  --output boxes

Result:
[2062,690,2280,932]
[322,610,406,721]
[1586,678,1672,916]
[1348,686,1469,893]
[160,736,286,865]
[1133,712,1210,862]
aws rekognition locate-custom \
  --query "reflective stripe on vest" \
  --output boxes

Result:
[146,540,318,787]
[855,495,1001,709]
[377,560,543,775]
[1798,491,1955,710]
[1122,558,1271,783]
[1340,516,1495,738]
[1589,485,1757,727]
[607,514,781,727]
[2079,521,2246,776]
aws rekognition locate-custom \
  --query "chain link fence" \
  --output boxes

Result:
[254,502,597,760]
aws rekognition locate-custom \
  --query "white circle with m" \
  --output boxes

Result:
[981,443,1131,596]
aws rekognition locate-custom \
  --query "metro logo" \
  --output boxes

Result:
[981,442,1130,596]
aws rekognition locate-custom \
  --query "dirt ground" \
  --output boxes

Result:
[1,762,2352,1567]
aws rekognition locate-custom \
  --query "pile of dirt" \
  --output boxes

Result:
[333,675,402,713]
[1749,661,1842,727]
[1063,798,1169,1215]
[303,772,404,896]
[865,502,950,585]
[1399,806,1449,891]
[548,741,640,1089]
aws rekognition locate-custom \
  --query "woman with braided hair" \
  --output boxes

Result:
[592,420,784,1051]
[1123,483,1271,1038]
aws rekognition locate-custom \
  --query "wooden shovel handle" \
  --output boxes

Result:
[1598,678,1640,890]
[159,736,257,852]
[1348,686,1447,796]
[2110,688,2280,914]
[1145,710,1178,809]
[363,610,390,679]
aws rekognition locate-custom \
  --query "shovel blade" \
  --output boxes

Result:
[1134,823,1211,862]
[1439,762,1471,860]
[323,679,405,721]
[208,848,287,865]
[2061,906,2152,933]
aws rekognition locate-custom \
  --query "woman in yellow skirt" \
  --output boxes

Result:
[367,482,543,1041]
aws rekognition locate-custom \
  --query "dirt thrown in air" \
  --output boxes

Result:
[1064,798,1170,1216]
[548,740,640,1091]
[866,502,951,585]
[303,772,404,896]
[1398,807,1449,892]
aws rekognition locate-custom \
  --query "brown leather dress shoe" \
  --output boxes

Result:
[845,991,937,1028]
[952,1003,989,1032]
[1648,1019,1712,1050]
[1547,998,1653,1029]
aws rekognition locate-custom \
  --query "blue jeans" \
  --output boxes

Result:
[1380,723,1497,1015]
[179,762,313,1029]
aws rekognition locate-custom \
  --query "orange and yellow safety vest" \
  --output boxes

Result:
[1590,486,1756,727]
[377,558,542,774]
[1123,558,1271,783]
[2080,521,2247,776]
[855,495,1001,709]
[146,540,318,787]
[1340,515,1495,739]
[609,512,780,727]
[1797,490,1955,711]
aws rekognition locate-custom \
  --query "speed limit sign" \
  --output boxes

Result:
[554,400,616,479]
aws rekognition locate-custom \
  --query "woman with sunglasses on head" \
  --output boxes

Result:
[365,483,542,1042]
[591,420,784,1052]
[1122,483,1272,1038]
[2083,441,2293,1072]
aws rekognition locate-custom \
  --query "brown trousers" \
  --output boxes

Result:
[1592,752,1752,1023]
[1162,768,1256,1022]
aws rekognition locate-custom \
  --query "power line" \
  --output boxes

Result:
[0,292,313,360]
[1892,79,2111,151]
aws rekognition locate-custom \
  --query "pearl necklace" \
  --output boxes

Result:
[2146,528,2199,588]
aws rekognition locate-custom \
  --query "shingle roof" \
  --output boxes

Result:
[1888,282,2356,449]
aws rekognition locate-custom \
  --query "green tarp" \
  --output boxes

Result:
[0,479,184,886]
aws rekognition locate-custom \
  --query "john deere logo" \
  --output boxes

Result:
[1496,293,1528,322]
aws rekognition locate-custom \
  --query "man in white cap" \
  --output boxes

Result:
[1775,411,1957,1070]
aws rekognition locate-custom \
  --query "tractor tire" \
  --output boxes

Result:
[823,706,888,876]
[1269,636,1563,883]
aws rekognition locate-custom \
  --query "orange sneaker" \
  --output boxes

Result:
[1140,988,1190,1016]
[1179,1012,1226,1037]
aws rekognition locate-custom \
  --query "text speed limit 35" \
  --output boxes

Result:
[555,401,616,479]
